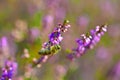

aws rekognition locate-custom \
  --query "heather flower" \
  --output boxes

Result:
[49,20,70,45]
[0,59,17,80]
[49,31,63,45]
[89,25,107,49]
[39,20,70,50]
[41,20,70,48]
[33,20,70,66]
[67,25,107,60]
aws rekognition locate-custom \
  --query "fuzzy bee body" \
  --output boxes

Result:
[38,44,61,55]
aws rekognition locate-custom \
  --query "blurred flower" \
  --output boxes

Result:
[54,65,67,80]
[78,15,90,28]
[108,24,120,38]
[0,36,17,67]
[55,7,66,21]
[95,47,110,61]
[32,56,49,67]
[67,53,75,61]
[29,27,40,42]
[99,0,117,18]
[114,62,120,79]
[0,36,10,57]
[107,61,120,80]
[42,15,55,37]
[42,15,54,29]
[21,48,30,59]
[15,20,28,32]
[28,5,37,15]
[11,29,25,42]
[24,64,33,78]
[11,20,28,42]
[45,0,61,8]
[0,59,17,80]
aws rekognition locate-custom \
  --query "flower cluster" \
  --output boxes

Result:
[46,20,71,46]
[67,25,107,60]
[33,20,71,66]
[0,59,17,80]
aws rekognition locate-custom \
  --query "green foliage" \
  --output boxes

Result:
[29,11,43,27]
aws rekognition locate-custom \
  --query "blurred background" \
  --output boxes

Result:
[0,0,120,80]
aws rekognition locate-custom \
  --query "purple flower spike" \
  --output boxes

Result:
[67,25,107,60]
[44,20,70,47]
[37,20,70,66]
[49,31,63,45]
[89,25,107,49]
[0,59,17,80]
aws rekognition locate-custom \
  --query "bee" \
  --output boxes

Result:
[38,44,61,55]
